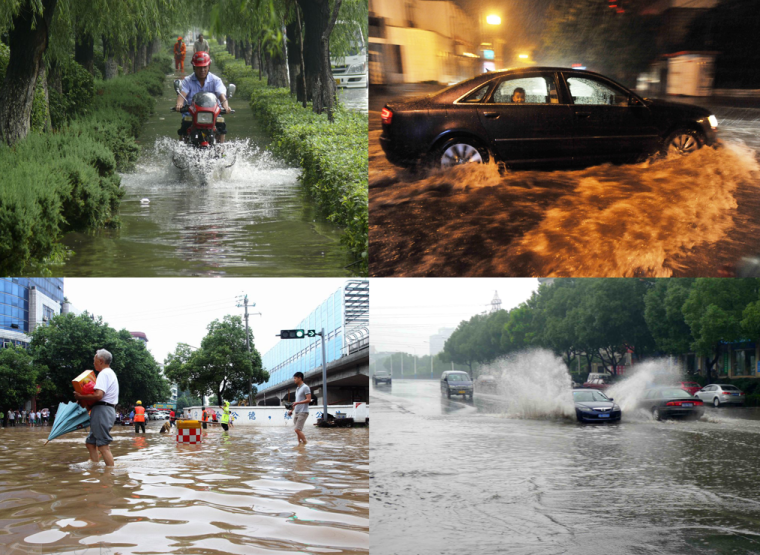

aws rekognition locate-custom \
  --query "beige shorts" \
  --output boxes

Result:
[293,412,308,431]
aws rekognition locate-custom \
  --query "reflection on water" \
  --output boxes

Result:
[370,141,760,277]
[1,424,368,555]
[372,380,760,555]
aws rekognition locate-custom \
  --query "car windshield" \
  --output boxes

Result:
[661,388,692,398]
[573,391,609,402]
[376,371,390,377]
[447,374,470,382]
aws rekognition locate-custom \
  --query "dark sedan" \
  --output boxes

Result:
[380,67,719,169]
[573,389,621,423]
[638,387,705,421]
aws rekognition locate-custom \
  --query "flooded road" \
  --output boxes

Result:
[371,378,760,555]
[59,56,350,277]
[369,92,760,277]
[1,422,368,555]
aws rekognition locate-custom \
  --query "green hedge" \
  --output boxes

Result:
[0,56,172,274]
[211,46,368,275]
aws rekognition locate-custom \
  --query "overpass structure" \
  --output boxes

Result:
[255,280,369,407]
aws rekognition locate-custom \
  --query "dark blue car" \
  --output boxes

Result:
[573,389,622,423]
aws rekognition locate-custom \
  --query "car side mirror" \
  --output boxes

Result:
[173,79,182,96]
[228,84,236,99]
[629,96,642,107]
[608,398,614,401]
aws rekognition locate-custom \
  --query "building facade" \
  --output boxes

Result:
[257,280,369,403]
[0,278,64,349]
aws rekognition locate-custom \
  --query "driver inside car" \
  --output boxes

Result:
[175,51,232,143]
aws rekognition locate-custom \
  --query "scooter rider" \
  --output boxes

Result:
[175,52,232,143]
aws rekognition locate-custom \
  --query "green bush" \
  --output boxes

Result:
[49,57,96,129]
[0,57,169,273]
[212,47,368,274]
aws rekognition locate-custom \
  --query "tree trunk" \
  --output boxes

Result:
[0,0,59,146]
[235,41,242,59]
[296,5,307,108]
[286,20,299,95]
[227,36,234,55]
[74,31,95,75]
[257,39,263,80]
[244,40,253,66]
[36,63,52,133]
[267,23,289,89]
[103,36,118,80]
[298,0,340,119]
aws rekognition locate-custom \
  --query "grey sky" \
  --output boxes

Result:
[372,278,539,355]
[64,278,350,365]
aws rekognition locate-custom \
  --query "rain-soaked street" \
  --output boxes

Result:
[56,51,359,277]
[370,362,760,555]
[0,422,368,555]
[369,87,760,277]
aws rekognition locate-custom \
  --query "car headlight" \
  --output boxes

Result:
[708,115,718,129]
[613,405,620,411]
[347,63,365,74]
[196,112,214,124]
[578,406,595,412]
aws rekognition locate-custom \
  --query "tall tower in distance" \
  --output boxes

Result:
[490,291,502,313]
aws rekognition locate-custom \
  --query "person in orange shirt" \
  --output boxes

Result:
[201,406,209,429]
[133,401,146,433]
[173,37,186,73]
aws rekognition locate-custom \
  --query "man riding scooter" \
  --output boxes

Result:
[175,52,232,143]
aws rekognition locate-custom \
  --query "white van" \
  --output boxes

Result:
[331,22,368,88]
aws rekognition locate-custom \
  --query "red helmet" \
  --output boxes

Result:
[192,52,211,67]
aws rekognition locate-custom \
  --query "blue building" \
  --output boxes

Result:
[258,280,369,399]
[0,278,64,348]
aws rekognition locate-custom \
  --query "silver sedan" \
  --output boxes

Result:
[694,384,746,407]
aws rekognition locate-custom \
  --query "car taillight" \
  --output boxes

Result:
[722,391,731,395]
[693,400,703,405]
[381,107,393,125]
[666,401,680,406]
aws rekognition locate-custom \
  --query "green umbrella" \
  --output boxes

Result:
[46,401,90,445]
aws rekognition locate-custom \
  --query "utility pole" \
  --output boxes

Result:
[318,328,328,424]
[236,294,261,405]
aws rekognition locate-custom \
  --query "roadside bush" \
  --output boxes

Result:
[0,57,168,273]
[49,57,96,129]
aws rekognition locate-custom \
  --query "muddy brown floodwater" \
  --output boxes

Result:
[369,113,760,277]
[0,424,368,555]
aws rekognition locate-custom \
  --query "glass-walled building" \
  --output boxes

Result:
[0,278,64,348]
[259,280,369,393]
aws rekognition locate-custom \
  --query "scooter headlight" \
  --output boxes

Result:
[196,112,214,124]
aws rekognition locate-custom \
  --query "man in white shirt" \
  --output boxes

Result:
[74,349,120,467]
[287,372,311,445]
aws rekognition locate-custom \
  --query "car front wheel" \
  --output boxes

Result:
[652,407,662,421]
[665,129,703,156]
[435,137,489,169]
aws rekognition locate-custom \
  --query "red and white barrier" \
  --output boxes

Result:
[176,428,202,444]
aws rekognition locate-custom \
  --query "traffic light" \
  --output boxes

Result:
[306,330,317,337]
[280,329,305,339]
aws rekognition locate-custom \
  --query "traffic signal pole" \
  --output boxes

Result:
[318,327,328,424]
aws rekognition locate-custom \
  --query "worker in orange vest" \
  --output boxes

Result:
[173,37,186,73]
[133,401,146,433]
[201,406,209,429]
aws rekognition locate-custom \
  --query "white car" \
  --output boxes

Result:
[695,384,746,407]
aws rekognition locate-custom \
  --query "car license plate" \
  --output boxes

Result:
[683,403,693,407]
[335,79,341,85]
[598,414,610,418]
[458,390,465,394]
[732,393,739,396]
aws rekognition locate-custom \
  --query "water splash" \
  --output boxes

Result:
[370,141,760,277]
[482,350,575,420]
[152,136,287,186]
[605,359,684,413]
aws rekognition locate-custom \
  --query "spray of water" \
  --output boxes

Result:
[482,350,575,420]
[152,137,284,185]
[369,140,760,277]
[605,359,684,415]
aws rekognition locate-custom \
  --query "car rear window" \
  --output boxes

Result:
[721,385,739,391]
[661,388,692,398]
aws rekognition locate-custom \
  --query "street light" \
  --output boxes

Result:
[486,14,501,25]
